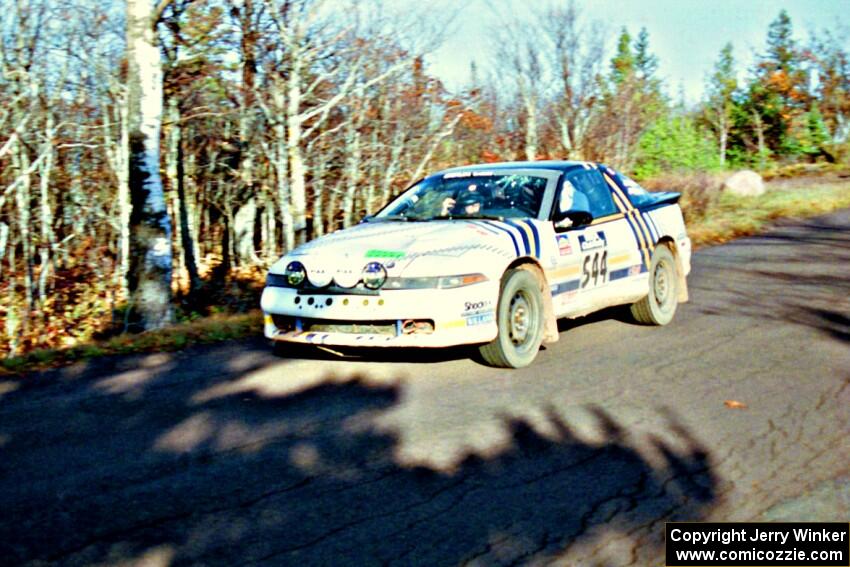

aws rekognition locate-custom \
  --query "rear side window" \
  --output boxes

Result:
[565,169,618,218]
[616,174,655,207]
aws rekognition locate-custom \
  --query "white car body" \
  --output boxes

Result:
[261,161,691,360]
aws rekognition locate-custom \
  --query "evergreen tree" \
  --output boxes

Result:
[610,28,634,85]
[746,10,810,158]
[634,27,658,82]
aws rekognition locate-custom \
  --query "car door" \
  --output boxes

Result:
[548,166,639,317]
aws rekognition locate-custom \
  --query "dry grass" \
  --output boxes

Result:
[686,182,850,248]
[1,311,262,377]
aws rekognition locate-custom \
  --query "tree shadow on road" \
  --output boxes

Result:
[0,348,718,566]
[689,211,850,345]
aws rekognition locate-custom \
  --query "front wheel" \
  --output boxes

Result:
[630,245,678,325]
[479,269,544,368]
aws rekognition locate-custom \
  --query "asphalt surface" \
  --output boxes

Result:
[1,210,849,566]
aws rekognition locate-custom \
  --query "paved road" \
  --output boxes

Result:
[1,211,849,566]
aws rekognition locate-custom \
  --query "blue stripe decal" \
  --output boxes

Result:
[609,267,632,281]
[609,187,647,265]
[483,221,521,256]
[550,279,581,296]
[632,209,654,251]
[620,212,647,268]
[610,264,648,281]
[521,220,541,258]
[504,220,531,256]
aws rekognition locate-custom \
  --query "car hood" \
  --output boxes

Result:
[270,220,519,278]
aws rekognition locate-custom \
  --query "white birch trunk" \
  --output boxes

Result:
[286,57,308,243]
[37,112,56,303]
[126,0,173,330]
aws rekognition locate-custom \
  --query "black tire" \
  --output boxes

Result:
[479,269,545,368]
[631,245,678,325]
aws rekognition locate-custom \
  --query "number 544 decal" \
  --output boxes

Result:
[581,250,608,288]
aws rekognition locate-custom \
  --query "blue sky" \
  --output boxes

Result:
[424,0,850,103]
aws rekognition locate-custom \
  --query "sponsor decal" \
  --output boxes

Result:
[578,231,607,252]
[463,299,492,313]
[462,299,494,325]
[365,249,405,259]
[444,171,494,179]
[466,313,494,326]
[629,264,642,276]
[557,234,573,256]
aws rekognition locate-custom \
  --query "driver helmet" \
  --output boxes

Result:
[455,185,487,212]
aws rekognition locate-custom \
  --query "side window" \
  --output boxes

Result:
[566,170,618,218]
[616,173,655,207]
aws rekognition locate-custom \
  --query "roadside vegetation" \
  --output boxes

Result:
[2,2,849,373]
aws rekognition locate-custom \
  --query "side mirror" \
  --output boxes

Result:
[553,207,593,230]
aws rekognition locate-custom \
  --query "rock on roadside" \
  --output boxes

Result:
[723,170,765,197]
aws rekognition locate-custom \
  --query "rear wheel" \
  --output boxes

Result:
[630,245,678,325]
[479,269,544,368]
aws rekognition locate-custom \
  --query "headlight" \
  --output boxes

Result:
[284,261,306,287]
[334,266,360,288]
[383,273,488,289]
[307,266,332,287]
[361,262,387,289]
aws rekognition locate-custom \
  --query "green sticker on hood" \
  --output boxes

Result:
[365,249,405,259]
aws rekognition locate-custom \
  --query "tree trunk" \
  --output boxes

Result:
[166,99,200,295]
[524,96,538,161]
[37,112,56,305]
[342,116,361,228]
[287,58,308,244]
[312,158,326,238]
[752,110,766,170]
[266,82,295,252]
[103,96,131,298]
[233,196,257,265]
[126,0,173,330]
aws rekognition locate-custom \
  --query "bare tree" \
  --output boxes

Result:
[539,1,605,159]
[492,26,543,161]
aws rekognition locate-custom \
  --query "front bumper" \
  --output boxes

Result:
[260,282,500,348]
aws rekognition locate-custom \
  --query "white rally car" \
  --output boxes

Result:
[261,161,691,367]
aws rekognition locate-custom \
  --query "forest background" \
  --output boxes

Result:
[1,0,848,360]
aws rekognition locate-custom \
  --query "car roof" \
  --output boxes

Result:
[435,160,594,176]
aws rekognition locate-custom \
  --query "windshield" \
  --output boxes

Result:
[376,172,549,221]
